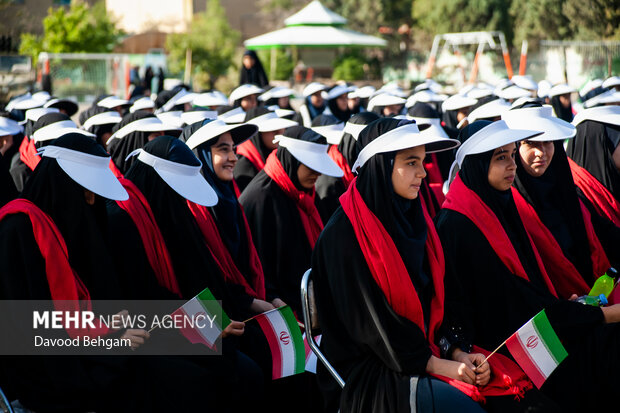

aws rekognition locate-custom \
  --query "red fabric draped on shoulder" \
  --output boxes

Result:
[424,153,446,205]
[115,178,181,297]
[567,157,620,226]
[327,145,354,187]
[263,151,323,247]
[19,138,40,171]
[109,159,123,178]
[340,178,531,402]
[236,140,266,171]
[0,199,108,338]
[443,174,558,298]
[187,200,266,300]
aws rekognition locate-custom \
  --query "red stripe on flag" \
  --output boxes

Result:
[172,307,216,350]
[257,315,283,379]
[506,333,546,388]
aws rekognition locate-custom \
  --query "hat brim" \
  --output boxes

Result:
[256,117,298,132]
[57,157,128,201]
[286,145,344,178]
[186,122,258,149]
[504,116,575,141]
[155,166,218,206]
[311,124,345,145]
[45,100,78,116]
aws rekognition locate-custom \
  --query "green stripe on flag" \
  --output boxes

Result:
[531,310,568,365]
[197,287,230,329]
[280,306,306,374]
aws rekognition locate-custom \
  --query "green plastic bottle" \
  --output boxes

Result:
[589,268,618,298]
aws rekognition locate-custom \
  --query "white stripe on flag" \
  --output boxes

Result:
[303,333,321,373]
[266,311,296,378]
[516,320,557,380]
[181,298,220,346]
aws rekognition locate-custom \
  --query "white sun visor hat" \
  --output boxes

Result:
[175,91,198,106]
[6,94,32,112]
[13,97,46,111]
[303,82,327,97]
[579,79,603,98]
[548,84,576,98]
[273,135,343,178]
[352,122,460,172]
[572,105,620,127]
[499,85,531,100]
[247,111,298,132]
[158,89,195,113]
[366,93,406,112]
[32,120,78,142]
[266,106,296,118]
[405,90,447,108]
[583,89,620,108]
[602,76,620,90]
[219,107,247,124]
[0,117,23,135]
[40,145,128,201]
[502,106,576,141]
[24,107,59,123]
[181,110,218,126]
[97,96,130,109]
[127,148,217,206]
[511,75,538,91]
[407,117,450,140]
[352,85,375,99]
[468,99,511,123]
[229,84,264,104]
[259,86,295,101]
[311,123,345,145]
[82,111,122,130]
[130,97,156,113]
[326,85,356,101]
[156,111,185,128]
[442,95,478,112]
[186,119,258,149]
[343,121,369,141]
[110,116,180,141]
[193,92,229,108]
[538,80,552,98]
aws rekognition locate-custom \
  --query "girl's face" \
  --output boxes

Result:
[211,133,237,181]
[240,94,258,111]
[487,143,517,191]
[391,145,427,199]
[518,140,555,177]
[297,163,321,190]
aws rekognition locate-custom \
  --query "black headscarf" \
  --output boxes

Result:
[32,112,72,149]
[567,120,620,202]
[458,121,549,292]
[154,85,188,112]
[550,95,574,123]
[81,106,116,146]
[355,118,432,322]
[20,133,118,298]
[239,50,268,88]
[514,140,593,282]
[339,112,379,169]
[107,111,155,174]
[327,90,352,123]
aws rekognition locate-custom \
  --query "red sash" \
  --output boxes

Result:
[19,138,40,171]
[327,145,354,187]
[187,200,266,300]
[443,174,558,298]
[512,189,609,298]
[109,159,123,178]
[424,153,446,205]
[263,151,323,247]
[567,157,620,226]
[340,178,531,401]
[0,199,108,338]
[236,140,265,171]
[115,178,181,297]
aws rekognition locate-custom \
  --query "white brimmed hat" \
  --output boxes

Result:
[502,106,576,141]
[266,106,296,118]
[538,80,553,98]
[43,98,78,116]
[6,94,32,112]
[109,116,180,141]
[602,76,620,90]
[32,119,76,142]
[326,85,356,101]
[247,111,298,132]
[415,79,442,93]
[40,144,128,201]
[193,91,229,108]
[82,111,122,131]
[368,93,407,111]
[352,122,459,171]
[185,119,258,149]
[303,82,327,97]
[259,86,295,101]
[349,85,375,99]
[583,89,620,108]
[180,110,218,126]
[467,99,511,123]
[311,123,345,145]
[0,117,23,136]
[572,105,620,127]
[442,95,478,111]
[274,135,343,177]
[511,75,538,91]
[12,97,46,111]
[579,79,603,98]
[156,111,184,128]
[499,85,531,100]
[405,90,447,108]
[24,107,59,124]
[97,96,130,109]
[407,117,449,140]
[343,121,369,140]
[129,97,156,113]
[548,84,576,98]
[127,148,217,206]
[219,107,246,124]
[229,84,264,104]
[158,88,196,113]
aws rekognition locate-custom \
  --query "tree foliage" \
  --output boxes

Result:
[19,1,124,64]
[166,0,240,89]
[563,0,620,40]
[510,0,573,46]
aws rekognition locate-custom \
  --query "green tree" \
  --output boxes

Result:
[166,0,240,89]
[510,0,573,47]
[19,1,124,65]
[563,0,620,40]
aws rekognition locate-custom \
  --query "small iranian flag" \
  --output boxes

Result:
[506,309,568,388]
[302,333,322,374]
[172,287,230,350]
[254,306,305,380]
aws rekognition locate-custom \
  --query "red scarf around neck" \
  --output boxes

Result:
[340,178,531,401]
[115,178,181,297]
[327,145,354,187]
[187,200,266,300]
[443,174,558,298]
[512,188,609,298]
[0,199,109,339]
[236,140,266,171]
[109,159,124,178]
[263,151,323,247]
[19,138,40,171]
[567,157,620,226]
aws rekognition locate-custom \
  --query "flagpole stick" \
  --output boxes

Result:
[475,338,508,370]
[242,306,283,323]
[147,325,158,334]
